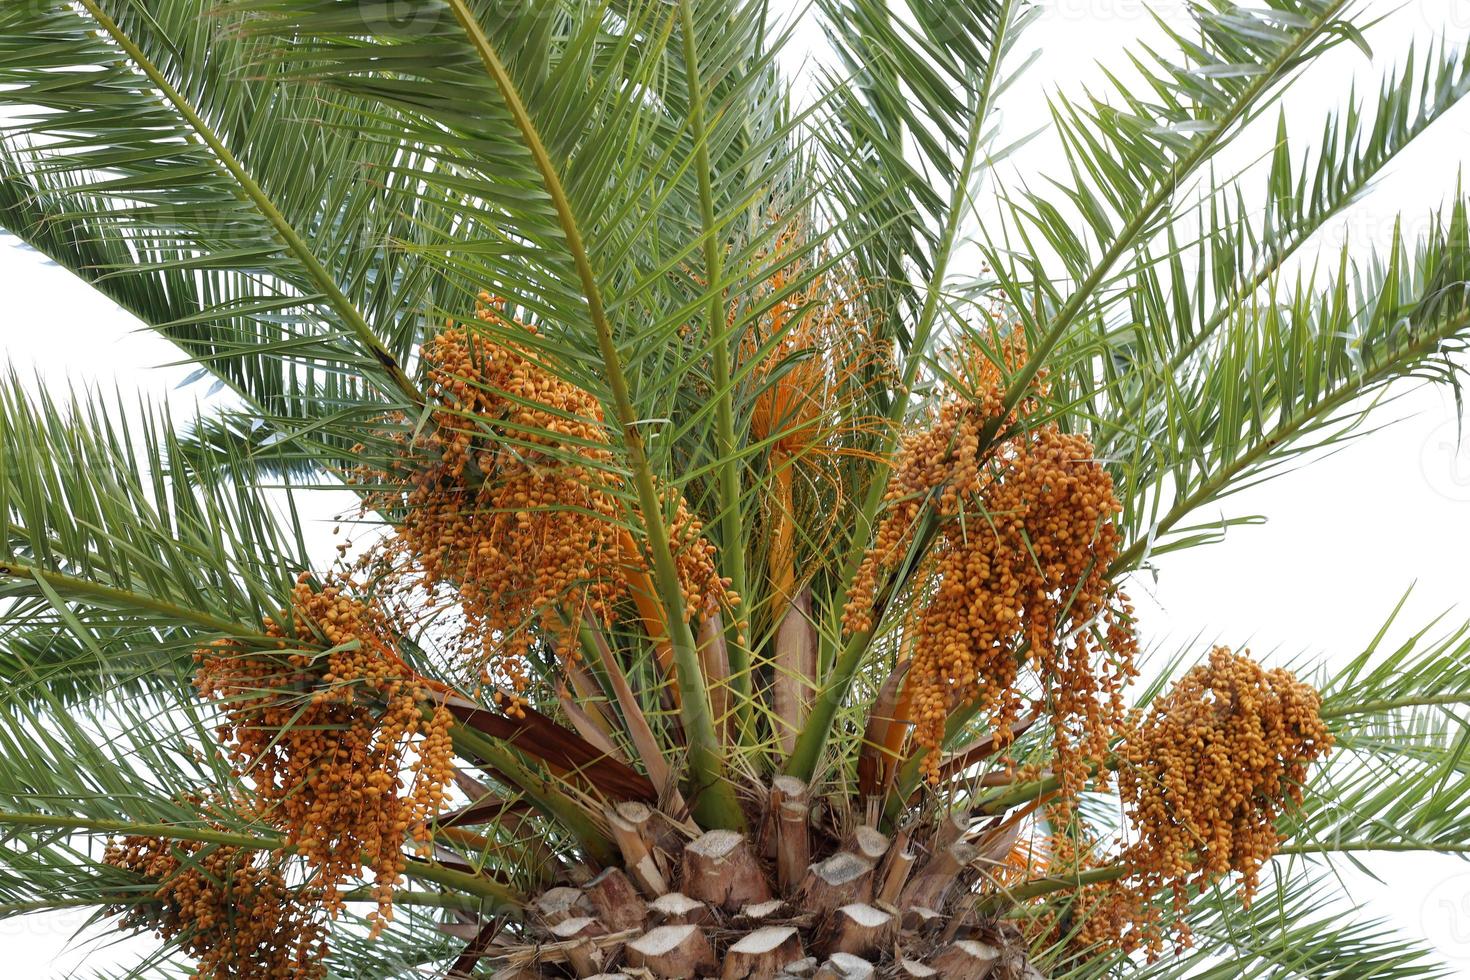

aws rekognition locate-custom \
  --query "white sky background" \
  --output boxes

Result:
[4,0,1470,974]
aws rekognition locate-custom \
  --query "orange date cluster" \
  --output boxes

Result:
[847,333,1137,790]
[103,835,326,979]
[194,578,454,934]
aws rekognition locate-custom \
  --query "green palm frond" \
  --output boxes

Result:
[1080,37,1470,424]
[1146,880,1447,979]
[814,0,1038,354]
[1109,196,1470,566]
[0,375,307,640]
[0,619,196,707]
[0,1,426,429]
[986,0,1363,412]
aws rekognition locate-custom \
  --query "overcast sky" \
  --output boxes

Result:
[5,0,1470,974]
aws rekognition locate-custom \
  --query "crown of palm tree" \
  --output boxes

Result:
[3,0,1470,977]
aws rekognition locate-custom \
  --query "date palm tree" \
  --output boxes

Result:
[4,0,1470,976]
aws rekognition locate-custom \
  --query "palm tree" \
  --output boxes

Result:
[3,0,1470,975]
